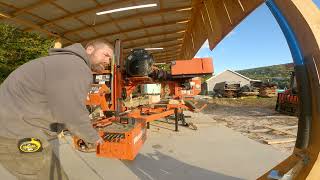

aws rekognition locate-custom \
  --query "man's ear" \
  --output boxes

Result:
[86,45,95,55]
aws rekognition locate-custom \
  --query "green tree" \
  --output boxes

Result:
[0,23,54,83]
[237,63,294,89]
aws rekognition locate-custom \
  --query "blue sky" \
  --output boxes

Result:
[194,3,296,75]
[314,0,320,8]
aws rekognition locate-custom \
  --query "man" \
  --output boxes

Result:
[0,39,114,180]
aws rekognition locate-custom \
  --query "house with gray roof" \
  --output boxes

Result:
[206,69,261,93]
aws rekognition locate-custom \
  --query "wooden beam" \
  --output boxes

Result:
[123,49,181,58]
[155,59,174,63]
[162,44,183,51]
[79,19,188,44]
[155,53,178,58]
[156,56,178,60]
[264,125,297,137]
[153,53,180,58]
[0,11,60,38]
[123,42,182,51]
[249,125,298,133]
[155,55,178,62]
[50,2,87,41]
[0,2,75,43]
[153,56,180,62]
[125,33,181,48]
[249,129,271,133]
[123,43,182,56]
[123,30,185,43]
[63,6,191,38]
[153,54,180,60]
[86,0,104,37]
[159,0,165,19]
[133,1,150,50]
[152,54,181,60]
[123,37,183,50]
[154,52,179,56]
[155,58,176,63]
[263,138,296,145]
[12,0,54,16]
[86,0,127,41]
[159,0,166,40]
[151,49,181,56]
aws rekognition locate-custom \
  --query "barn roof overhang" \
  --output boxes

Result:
[0,0,263,62]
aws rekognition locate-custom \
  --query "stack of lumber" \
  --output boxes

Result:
[259,83,277,97]
[223,83,240,98]
[239,85,259,97]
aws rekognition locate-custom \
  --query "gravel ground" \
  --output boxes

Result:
[183,96,298,153]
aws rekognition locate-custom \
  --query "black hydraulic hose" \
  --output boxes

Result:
[295,64,312,149]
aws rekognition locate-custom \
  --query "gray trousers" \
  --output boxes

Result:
[0,137,69,180]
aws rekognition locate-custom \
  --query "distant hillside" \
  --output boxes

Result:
[236,63,294,89]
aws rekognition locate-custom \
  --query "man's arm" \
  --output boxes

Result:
[44,57,99,143]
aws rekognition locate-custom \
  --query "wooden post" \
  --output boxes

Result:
[174,108,179,132]
[146,122,150,129]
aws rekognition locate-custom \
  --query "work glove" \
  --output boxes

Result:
[74,137,102,153]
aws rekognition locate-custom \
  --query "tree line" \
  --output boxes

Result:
[237,63,294,89]
[0,23,54,83]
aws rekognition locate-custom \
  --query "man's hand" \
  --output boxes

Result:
[73,136,105,153]
[73,137,96,153]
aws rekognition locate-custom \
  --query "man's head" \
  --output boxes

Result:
[85,39,114,73]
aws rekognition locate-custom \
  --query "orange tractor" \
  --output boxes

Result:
[275,72,299,116]
[73,40,213,160]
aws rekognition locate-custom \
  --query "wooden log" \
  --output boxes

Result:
[264,125,297,136]
[277,125,298,130]
[249,129,271,133]
[264,138,296,145]
[249,125,297,133]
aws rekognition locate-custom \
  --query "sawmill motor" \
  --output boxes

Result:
[125,49,154,77]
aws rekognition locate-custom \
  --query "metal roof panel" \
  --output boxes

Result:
[117,19,142,30]
[30,3,68,21]
[55,18,85,31]
[0,0,38,8]
[54,0,97,13]
[93,23,119,35]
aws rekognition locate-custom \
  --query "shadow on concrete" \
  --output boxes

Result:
[122,150,243,180]
[49,134,68,180]
[49,143,63,180]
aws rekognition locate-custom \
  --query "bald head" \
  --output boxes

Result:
[85,39,114,73]
[85,39,114,51]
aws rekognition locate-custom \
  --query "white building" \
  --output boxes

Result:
[206,69,260,93]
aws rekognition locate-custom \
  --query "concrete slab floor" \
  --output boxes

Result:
[0,120,290,180]
[48,122,290,180]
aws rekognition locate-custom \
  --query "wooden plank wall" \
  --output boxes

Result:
[179,0,264,59]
